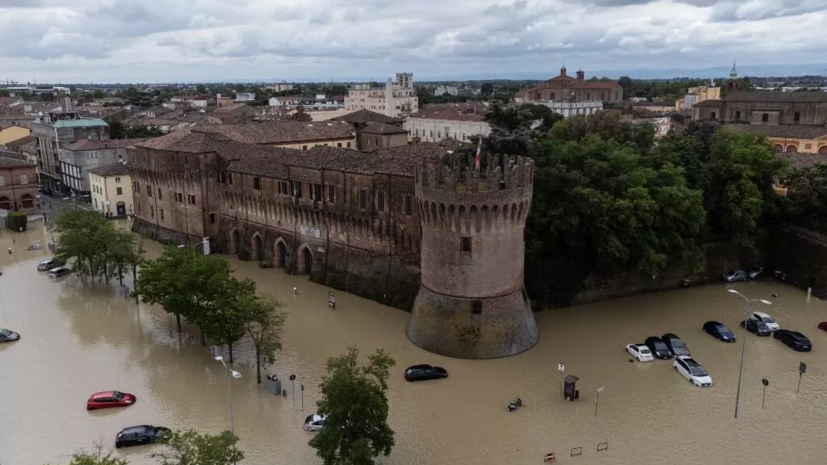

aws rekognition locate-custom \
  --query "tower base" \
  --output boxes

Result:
[406,286,539,359]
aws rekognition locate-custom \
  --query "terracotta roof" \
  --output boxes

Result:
[214,103,254,113]
[776,152,827,168]
[135,129,232,153]
[64,138,147,151]
[728,124,827,140]
[332,109,403,125]
[359,122,408,135]
[693,100,722,108]
[411,103,488,122]
[191,121,354,145]
[3,135,34,150]
[0,156,35,168]
[87,162,131,177]
[370,140,461,159]
[724,92,827,103]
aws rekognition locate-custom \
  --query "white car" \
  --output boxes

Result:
[303,413,326,432]
[625,343,653,362]
[750,311,779,332]
[673,356,712,387]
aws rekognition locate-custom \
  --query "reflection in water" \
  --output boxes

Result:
[1,227,827,464]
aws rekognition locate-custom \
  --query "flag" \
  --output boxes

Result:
[474,138,482,170]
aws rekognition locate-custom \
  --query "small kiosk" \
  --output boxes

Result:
[564,375,580,401]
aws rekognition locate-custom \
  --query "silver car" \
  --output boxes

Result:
[47,266,71,278]
[303,413,326,432]
[37,258,60,271]
[721,270,746,283]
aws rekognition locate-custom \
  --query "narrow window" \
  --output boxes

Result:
[253,177,261,190]
[311,183,322,201]
[346,142,351,148]
[302,145,308,150]
[762,113,768,122]
[116,187,123,195]
[146,185,152,196]
[471,300,482,315]
[228,173,233,185]
[294,181,303,198]
[218,171,226,183]
[377,191,385,212]
[175,192,183,202]
[188,194,196,205]
[461,237,471,254]
[150,205,154,218]
[327,184,335,203]
[794,111,801,123]
[157,189,162,200]
[358,190,368,209]
[115,176,121,183]
[160,209,164,221]
[337,142,342,147]
[711,111,717,120]
[734,111,741,120]
[404,195,413,216]
[209,213,216,224]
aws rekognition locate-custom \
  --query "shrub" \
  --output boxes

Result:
[7,211,27,232]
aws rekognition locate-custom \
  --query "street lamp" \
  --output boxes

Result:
[595,387,604,418]
[177,237,209,254]
[727,289,771,419]
[214,355,241,463]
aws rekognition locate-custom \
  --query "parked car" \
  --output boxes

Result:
[749,311,779,332]
[303,413,327,432]
[747,265,764,280]
[773,329,812,352]
[740,319,771,337]
[404,364,448,382]
[0,328,21,342]
[37,258,64,271]
[47,266,71,278]
[721,270,747,283]
[86,391,136,410]
[644,337,673,359]
[115,425,169,448]
[818,322,827,332]
[661,333,690,357]
[625,343,653,362]
[703,321,736,343]
[673,356,713,387]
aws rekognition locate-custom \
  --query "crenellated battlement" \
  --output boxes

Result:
[416,152,533,195]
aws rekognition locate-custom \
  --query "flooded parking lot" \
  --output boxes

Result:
[2,224,827,464]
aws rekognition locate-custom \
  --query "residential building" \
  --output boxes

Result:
[235,93,256,102]
[212,103,259,124]
[58,139,144,195]
[216,94,235,108]
[30,113,109,193]
[405,103,491,143]
[434,86,459,97]
[358,123,409,150]
[677,81,720,112]
[344,74,418,117]
[332,109,404,130]
[0,156,37,211]
[0,125,30,147]
[516,67,624,104]
[692,91,827,126]
[88,162,133,217]
[265,82,294,92]
[729,124,827,155]
[192,120,356,150]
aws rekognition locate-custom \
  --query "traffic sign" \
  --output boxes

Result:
[558,363,565,372]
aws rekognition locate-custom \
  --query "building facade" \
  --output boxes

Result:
[545,100,604,118]
[0,156,37,211]
[517,67,623,104]
[193,121,356,150]
[30,114,109,192]
[406,103,491,143]
[344,74,419,117]
[692,92,827,126]
[57,139,143,195]
[88,162,133,217]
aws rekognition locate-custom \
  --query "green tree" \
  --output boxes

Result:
[106,119,125,139]
[47,443,129,465]
[243,294,287,384]
[203,276,257,363]
[92,89,105,99]
[195,84,207,94]
[154,429,243,465]
[0,89,10,97]
[785,163,827,231]
[480,82,494,96]
[309,346,396,465]
[54,209,133,282]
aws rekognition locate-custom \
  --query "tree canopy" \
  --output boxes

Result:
[154,429,243,465]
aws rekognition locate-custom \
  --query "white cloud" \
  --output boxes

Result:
[0,0,824,82]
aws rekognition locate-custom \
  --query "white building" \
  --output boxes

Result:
[434,86,459,96]
[266,82,294,92]
[344,73,418,117]
[405,103,491,143]
[236,93,256,102]
[543,100,603,118]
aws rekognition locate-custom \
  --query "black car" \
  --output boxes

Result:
[644,337,673,359]
[773,329,812,352]
[740,319,771,337]
[703,321,736,343]
[661,333,690,357]
[0,328,20,343]
[115,425,169,448]
[404,364,448,382]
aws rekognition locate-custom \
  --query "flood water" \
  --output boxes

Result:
[2,222,827,465]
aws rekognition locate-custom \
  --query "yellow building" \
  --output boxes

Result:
[0,126,31,147]
[87,162,133,218]
[729,124,827,154]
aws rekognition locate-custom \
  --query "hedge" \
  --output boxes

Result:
[7,211,27,232]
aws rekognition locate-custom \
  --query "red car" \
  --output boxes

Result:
[818,322,827,332]
[86,391,136,410]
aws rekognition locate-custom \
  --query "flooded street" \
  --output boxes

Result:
[2,223,827,465]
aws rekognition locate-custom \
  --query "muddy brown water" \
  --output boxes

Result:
[2,223,827,465]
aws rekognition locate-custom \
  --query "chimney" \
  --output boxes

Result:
[576,70,585,81]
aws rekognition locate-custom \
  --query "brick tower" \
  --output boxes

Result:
[406,151,538,359]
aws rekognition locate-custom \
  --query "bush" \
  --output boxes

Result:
[7,211,27,232]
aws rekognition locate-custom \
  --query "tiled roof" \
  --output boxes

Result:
[728,124,827,140]
[359,122,408,135]
[724,92,827,103]
[64,138,147,151]
[693,100,721,107]
[214,103,253,113]
[776,152,827,168]
[332,109,403,125]
[51,118,108,128]
[0,156,35,168]
[87,162,131,177]
[192,121,354,145]
[370,140,461,159]
[3,135,34,149]
[410,103,488,122]
[135,130,232,153]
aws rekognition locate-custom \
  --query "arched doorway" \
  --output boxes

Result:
[276,241,287,268]
[0,196,11,211]
[116,201,126,216]
[230,230,241,254]
[20,194,34,209]
[297,246,313,275]
[252,234,263,261]
[786,145,798,153]
[773,144,783,152]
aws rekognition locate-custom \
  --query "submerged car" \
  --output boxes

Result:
[750,311,780,332]
[673,356,712,387]
[404,364,448,382]
[37,258,63,271]
[47,266,71,278]
[644,336,673,359]
[661,333,690,357]
[115,425,169,448]
[722,270,747,283]
[0,328,20,342]
[818,322,827,332]
[741,319,771,337]
[773,329,812,352]
[747,265,764,280]
[703,321,736,343]
[625,343,653,362]
[86,391,136,410]
[303,413,327,432]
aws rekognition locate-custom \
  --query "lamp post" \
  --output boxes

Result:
[595,387,604,418]
[727,289,772,419]
[214,355,241,464]
[177,237,209,255]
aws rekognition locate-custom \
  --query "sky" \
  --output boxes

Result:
[0,0,825,83]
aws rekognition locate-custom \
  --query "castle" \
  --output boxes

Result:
[127,126,538,359]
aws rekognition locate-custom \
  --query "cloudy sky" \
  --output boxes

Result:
[0,0,824,83]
